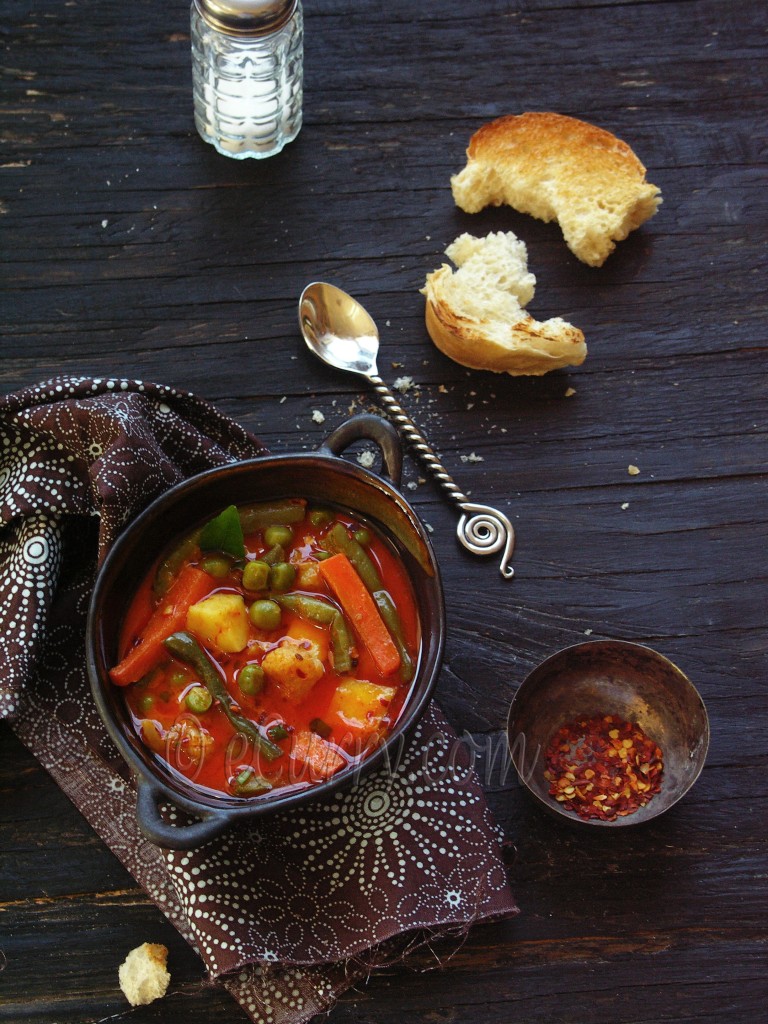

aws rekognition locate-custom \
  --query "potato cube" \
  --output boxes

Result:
[186,592,249,653]
[291,730,345,781]
[262,639,325,703]
[327,679,397,737]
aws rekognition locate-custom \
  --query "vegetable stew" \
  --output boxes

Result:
[110,499,420,799]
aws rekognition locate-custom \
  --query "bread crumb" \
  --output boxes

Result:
[393,375,415,393]
[564,387,576,397]
[628,464,640,476]
[311,409,325,424]
[621,502,630,510]
[357,450,375,468]
[118,943,170,1007]
[438,384,448,394]
[460,452,484,463]
[584,628,593,635]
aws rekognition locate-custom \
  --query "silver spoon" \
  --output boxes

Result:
[299,281,515,579]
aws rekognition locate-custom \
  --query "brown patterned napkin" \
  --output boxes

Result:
[0,376,518,1023]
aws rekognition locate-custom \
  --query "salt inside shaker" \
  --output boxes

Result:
[191,0,303,159]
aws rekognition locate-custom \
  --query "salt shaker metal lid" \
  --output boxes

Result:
[194,0,298,35]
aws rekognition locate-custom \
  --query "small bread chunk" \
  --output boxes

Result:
[422,231,586,376]
[451,112,661,267]
[118,942,170,1007]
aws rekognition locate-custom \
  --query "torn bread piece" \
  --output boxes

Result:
[118,942,171,1007]
[422,231,586,376]
[451,112,661,267]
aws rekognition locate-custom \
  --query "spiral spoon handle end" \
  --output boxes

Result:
[457,502,515,579]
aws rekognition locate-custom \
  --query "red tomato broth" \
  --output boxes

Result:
[115,503,421,800]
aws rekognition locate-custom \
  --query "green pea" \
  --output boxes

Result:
[249,599,282,630]
[200,554,231,579]
[353,528,371,546]
[238,663,265,696]
[264,524,294,548]
[185,686,213,713]
[268,562,296,593]
[138,694,154,713]
[168,669,189,688]
[308,508,333,528]
[242,559,270,591]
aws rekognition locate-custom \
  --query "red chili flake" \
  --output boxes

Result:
[543,714,664,821]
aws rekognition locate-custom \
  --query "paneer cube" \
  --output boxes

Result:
[261,639,325,703]
[186,592,249,653]
[291,729,345,781]
[327,679,397,737]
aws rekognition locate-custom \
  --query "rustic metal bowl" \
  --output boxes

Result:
[86,414,445,849]
[506,640,709,827]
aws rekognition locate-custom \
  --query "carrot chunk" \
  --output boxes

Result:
[318,553,401,676]
[109,564,210,686]
[290,730,345,781]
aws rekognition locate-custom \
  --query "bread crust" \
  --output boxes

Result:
[451,112,661,266]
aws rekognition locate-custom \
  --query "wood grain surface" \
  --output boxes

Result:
[1,0,766,1021]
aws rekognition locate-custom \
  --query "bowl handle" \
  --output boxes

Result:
[136,778,235,850]
[319,413,403,487]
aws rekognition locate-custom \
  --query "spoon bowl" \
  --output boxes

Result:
[299,282,380,378]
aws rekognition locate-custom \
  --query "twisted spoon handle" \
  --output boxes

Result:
[368,374,515,578]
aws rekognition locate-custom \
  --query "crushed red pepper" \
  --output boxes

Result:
[543,714,664,821]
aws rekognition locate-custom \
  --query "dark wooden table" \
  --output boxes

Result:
[2,0,766,1021]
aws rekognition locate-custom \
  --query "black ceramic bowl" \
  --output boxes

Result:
[87,414,445,849]
[507,640,709,827]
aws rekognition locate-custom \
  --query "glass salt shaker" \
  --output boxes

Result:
[190,0,303,159]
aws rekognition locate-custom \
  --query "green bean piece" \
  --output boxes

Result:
[315,549,332,561]
[163,632,283,762]
[262,543,285,566]
[330,611,355,673]
[268,562,296,593]
[138,694,154,713]
[200,554,232,579]
[353,528,372,546]
[374,590,415,683]
[275,593,337,624]
[185,685,213,713]
[308,507,333,528]
[153,530,200,596]
[232,767,273,797]
[242,559,270,591]
[238,663,265,696]
[249,599,282,631]
[309,717,332,739]
[325,522,383,592]
[238,500,306,535]
[267,722,290,742]
[264,524,293,548]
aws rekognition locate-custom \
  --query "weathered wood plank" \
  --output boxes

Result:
[1,0,766,1021]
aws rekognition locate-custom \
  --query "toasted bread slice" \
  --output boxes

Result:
[451,112,661,267]
[422,231,587,376]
